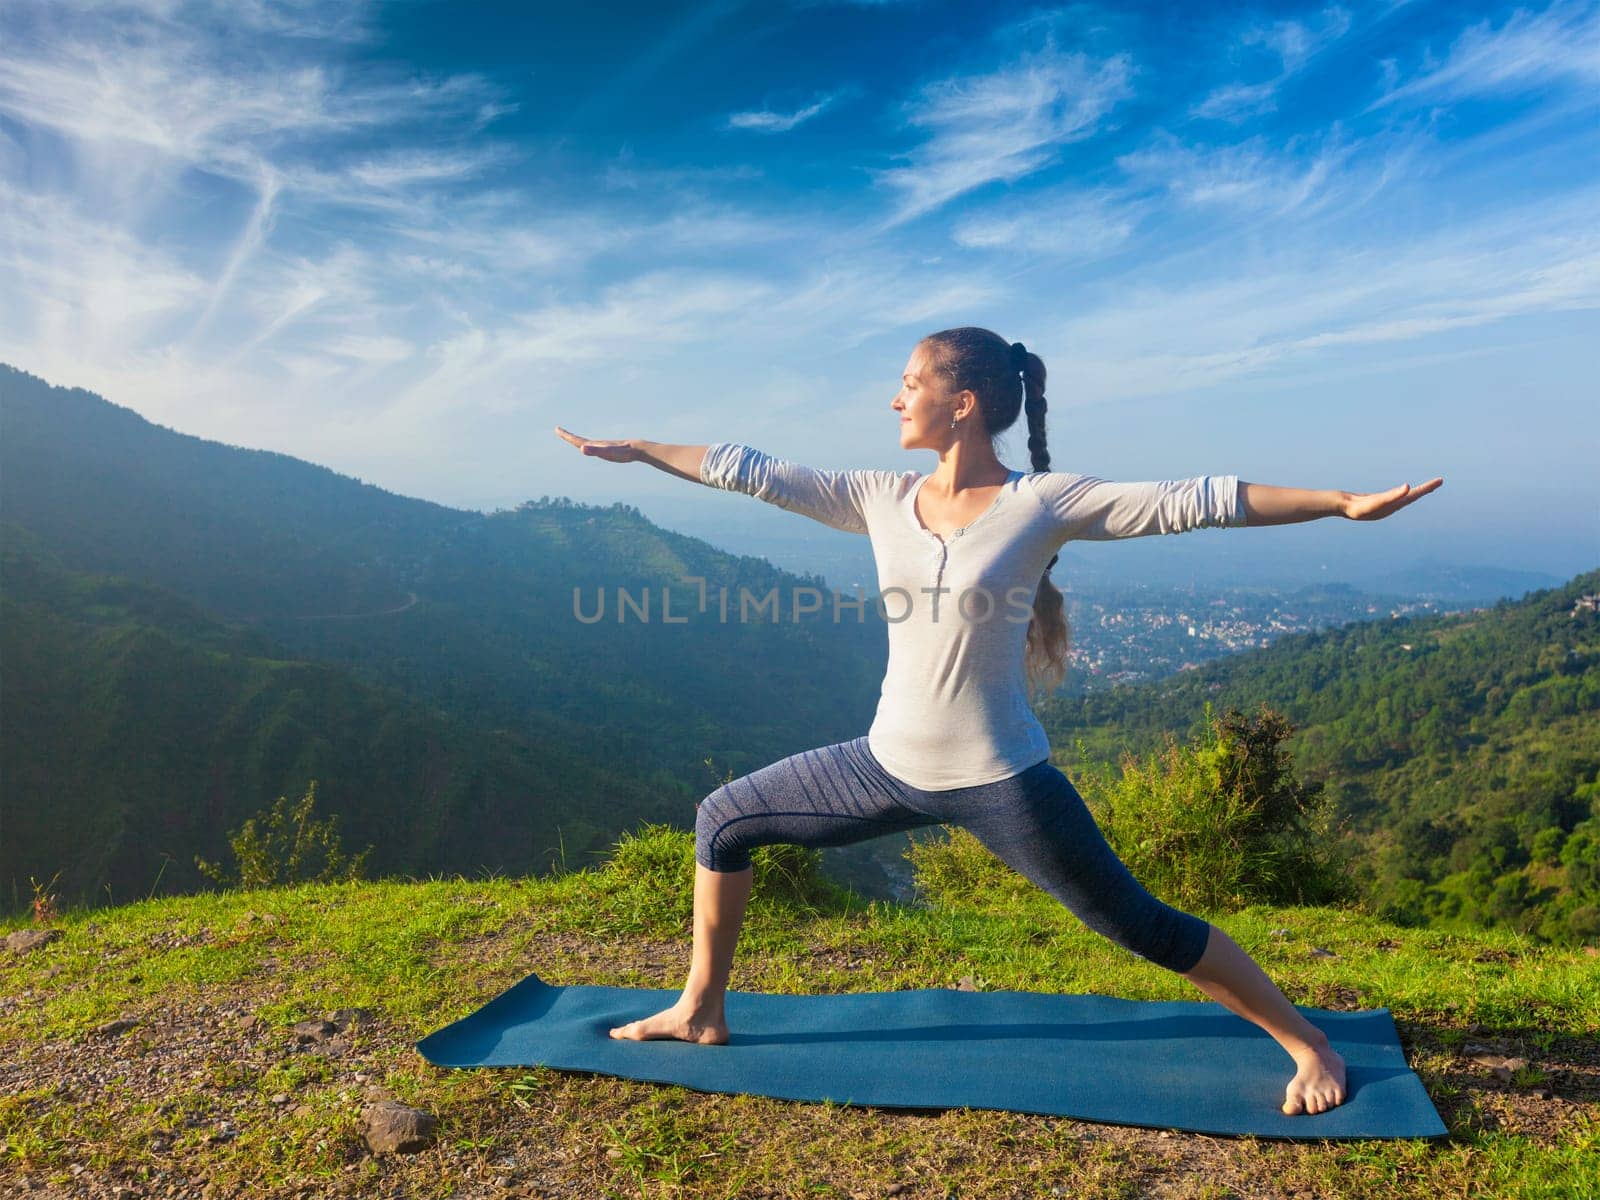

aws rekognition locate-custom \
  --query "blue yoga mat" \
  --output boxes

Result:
[416,971,1447,1140]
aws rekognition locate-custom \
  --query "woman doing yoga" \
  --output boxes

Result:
[554,326,1442,1117]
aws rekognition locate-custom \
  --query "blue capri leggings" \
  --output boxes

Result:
[694,734,1212,975]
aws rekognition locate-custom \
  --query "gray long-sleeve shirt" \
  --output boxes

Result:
[699,442,1246,790]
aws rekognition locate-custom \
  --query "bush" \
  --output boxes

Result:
[906,702,1356,918]
[1090,702,1357,914]
[195,779,372,889]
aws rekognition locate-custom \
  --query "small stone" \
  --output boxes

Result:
[1308,946,1339,959]
[269,1093,290,1106]
[95,1017,140,1037]
[327,1006,376,1030]
[956,975,978,991]
[359,1102,437,1155]
[290,1018,337,1043]
[5,928,62,954]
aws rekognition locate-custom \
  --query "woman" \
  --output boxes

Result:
[554,326,1441,1117]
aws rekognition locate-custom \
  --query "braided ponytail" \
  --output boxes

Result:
[1018,349,1069,699]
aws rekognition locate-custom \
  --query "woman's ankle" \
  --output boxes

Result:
[680,984,727,1016]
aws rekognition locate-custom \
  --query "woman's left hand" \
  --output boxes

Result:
[1341,477,1444,521]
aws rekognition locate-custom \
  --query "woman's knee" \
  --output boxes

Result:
[1088,895,1211,974]
[1132,905,1211,974]
[694,788,753,873]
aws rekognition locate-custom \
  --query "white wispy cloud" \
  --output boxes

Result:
[1052,186,1600,404]
[1115,122,1420,218]
[1190,4,1353,123]
[871,43,1136,228]
[950,186,1142,259]
[725,88,857,133]
[1366,0,1600,111]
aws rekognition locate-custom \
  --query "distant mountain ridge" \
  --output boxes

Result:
[0,363,890,910]
[1037,570,1600,943]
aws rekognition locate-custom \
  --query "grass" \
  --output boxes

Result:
[2,824,1597,1199]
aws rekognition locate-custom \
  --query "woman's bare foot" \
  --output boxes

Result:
[608,1000,729,1045]
[1282,1036,1347,1115]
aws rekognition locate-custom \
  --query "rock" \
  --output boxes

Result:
[1308,946,1339,959]
[269,1093,290,1106]
[1468,1053,1529,1082]
[359,1102,438,1154]
[956,975,978,991]
[304,1034,353,1058]
[95,1017,140,1037]
[5,928,62,953]
[290,1018,337,1043]
[327,1006,376,1031]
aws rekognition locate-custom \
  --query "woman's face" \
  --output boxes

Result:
[892,344,951,452]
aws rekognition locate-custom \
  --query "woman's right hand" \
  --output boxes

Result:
[554,426,645,464]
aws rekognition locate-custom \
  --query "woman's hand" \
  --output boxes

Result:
[1340,477,1444,521]
[555,429,711,482]
[554,425,645,464]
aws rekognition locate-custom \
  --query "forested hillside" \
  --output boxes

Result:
[0,364,892,911]
[0,364,888,787]
[1038,571,1600,944]
[0,523,697,909]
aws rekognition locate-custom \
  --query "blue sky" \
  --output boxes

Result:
[1,0,1596,579]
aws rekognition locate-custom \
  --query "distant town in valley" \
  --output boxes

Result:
[1058,584,1475,691]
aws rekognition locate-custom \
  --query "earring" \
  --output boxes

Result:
[949,416,958,429]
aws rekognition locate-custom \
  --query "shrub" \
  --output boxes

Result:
[195,779,372,889]
[1091,702,1357,914]
[907,702,1357,917]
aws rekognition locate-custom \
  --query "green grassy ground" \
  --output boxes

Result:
[3,826,1597,1199]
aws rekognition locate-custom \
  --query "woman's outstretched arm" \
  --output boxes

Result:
[554,427,706,482]
[554,427,892,535]
[1240,477,1444,526]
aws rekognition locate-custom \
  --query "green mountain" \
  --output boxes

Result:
[0,523,686,909]
[1036,571,1600,944]
[0,364,890,910]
